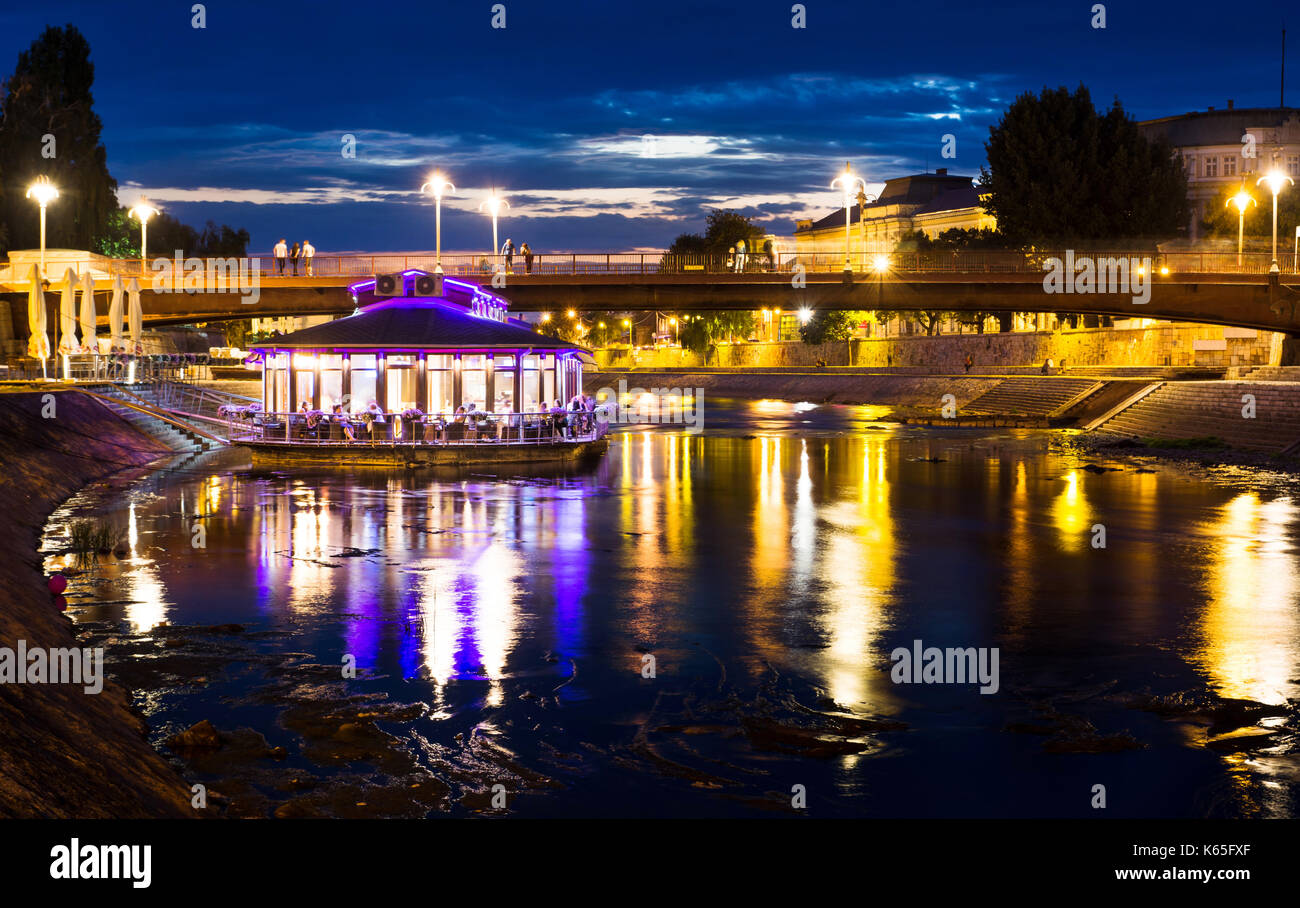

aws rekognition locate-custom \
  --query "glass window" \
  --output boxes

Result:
[462,369,487,410]
[543,367,555,407]
[493,354,515,368]
[387,354,414,366]
[1204,157,1218,177]
[428,370,453,416]
[321,370,343,410]
[1289,155,1300,176]
[426,354,453,370]
[493,370,515,414]
[295,370,315,409]
[351,354,376,369]
[387,368,417,413]
[461,354,485,370]
[1224,156,1237,177]
[351,370,376,414]
[319,354,343,369]
[272,368,289,414]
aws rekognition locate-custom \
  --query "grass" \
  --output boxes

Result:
[1140,435,1227,450]
[67,519,125,556]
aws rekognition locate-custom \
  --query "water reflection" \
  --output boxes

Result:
[48,410,1300,817]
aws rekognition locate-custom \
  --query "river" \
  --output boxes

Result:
[42,399,1300,818]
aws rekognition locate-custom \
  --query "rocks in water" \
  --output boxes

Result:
[166,719,221,751]
[1081,463,1119,473]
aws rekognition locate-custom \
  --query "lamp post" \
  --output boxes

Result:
[831,162,869,273]
[26,177,59,272]
[478,189,509,264]
[1226,186,1256,267]
[129,197,159,271]
[623,318,632,346]
[669,316,678,346]
[420,171,455,274]
[1257,168,1294,273]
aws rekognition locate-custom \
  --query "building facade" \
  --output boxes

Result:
[794,169,996,259]
[1137,103,1300,240]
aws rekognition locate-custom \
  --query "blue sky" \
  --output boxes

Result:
[0,0,1292,253]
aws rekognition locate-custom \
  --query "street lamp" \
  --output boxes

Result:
[831,162,869,273]
[623,318,632,345]
[669,316,678,346]
[1257,168,1294,273]
[26,176,59,272]
[129,197,159,270]
[478,189,510,264]
[420,171,455,274]
[1226,186,1256,267]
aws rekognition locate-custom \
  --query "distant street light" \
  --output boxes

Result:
[623,317,632,345]
[1257,168,1294,273]
[831,162,869,273]
[129,197,159,270]
[478,189,510,264]
[669,316,678,345]
[1226,186,1257,267]
[420,171,455,274]
[798,306,813,324]
[26,176,59,272]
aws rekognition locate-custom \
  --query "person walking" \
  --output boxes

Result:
[501,238,515,272]
[521,242,533,274]
[964,353,973,374]
[735,238,747,272]
[302,239,315,276]
[274,238,288,275]
[289,242,301,276]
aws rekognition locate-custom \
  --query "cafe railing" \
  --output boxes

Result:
[226,409,606,446]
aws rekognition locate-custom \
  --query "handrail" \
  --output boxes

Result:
[228,408,605,446]
[86,248,1300,280]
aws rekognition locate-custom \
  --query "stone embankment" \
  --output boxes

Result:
[1091,381,1300,453]
[0,388,194,818]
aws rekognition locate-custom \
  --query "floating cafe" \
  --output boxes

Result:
[227,271,609,466]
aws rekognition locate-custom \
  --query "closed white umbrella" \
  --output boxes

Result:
[79,272,97,354]
[108,275,124,353]
[26,264,49,378]
[57,268,79,355]
[127,277,143,355]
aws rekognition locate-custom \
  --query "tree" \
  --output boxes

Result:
[678,311,756,354]
[94,206,251,259]
[0,25,117,254]
[1200,181,1300,244]
[799,310,866,344]
[979,85,1188,245]
[662,209,766,269]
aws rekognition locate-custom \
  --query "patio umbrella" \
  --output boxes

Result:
[127,277,143,355]
[79,272,98,354]
[57,268,79,355]
[108,275,125,352]
[26,264,49,377]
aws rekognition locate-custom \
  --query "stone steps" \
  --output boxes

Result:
[963,377,1103,416]
[1094,381,1300,451]
[93,393,214,453]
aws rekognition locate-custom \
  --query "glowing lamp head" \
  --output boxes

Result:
[669,317,677,326]
[598,321,606,328]
[871,254,890,273]
[420,171,455,200]
[129,196,159,224]
[622,319,631,327]
[798,307,813,324]
[541,312,552,323]
[1227,189,1256,215]
[566,309,576,319]
[1159,265,1170,276]
[831,161,868,199]
[26,176,59,207]
[1257,169,1294,196]
[479,190,510,216]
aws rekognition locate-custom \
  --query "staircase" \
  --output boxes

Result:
[80,386,220,453]
[963,377,1103,417]
[1092,381,1300,452]
[1238,366,1300,382]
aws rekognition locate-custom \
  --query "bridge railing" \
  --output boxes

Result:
[94,248,1299,280]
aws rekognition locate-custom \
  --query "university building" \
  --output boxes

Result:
[1137,103,1300,240]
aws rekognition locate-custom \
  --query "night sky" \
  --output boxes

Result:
[0,0,1290,254]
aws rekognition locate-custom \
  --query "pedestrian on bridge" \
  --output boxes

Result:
[735,238,747,272]
[501,238,515,272]
[289,242,301,276]
[521,242,533,274]
[274,238,288,275]
[302,240,315,276]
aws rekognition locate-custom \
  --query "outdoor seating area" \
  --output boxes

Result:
[230,407,604,447]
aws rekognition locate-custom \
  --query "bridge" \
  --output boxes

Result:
[4,248,1300,333]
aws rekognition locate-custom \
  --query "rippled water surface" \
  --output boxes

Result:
[46,399,1300,817]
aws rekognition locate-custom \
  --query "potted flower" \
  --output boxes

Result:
[401,407,424,439]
